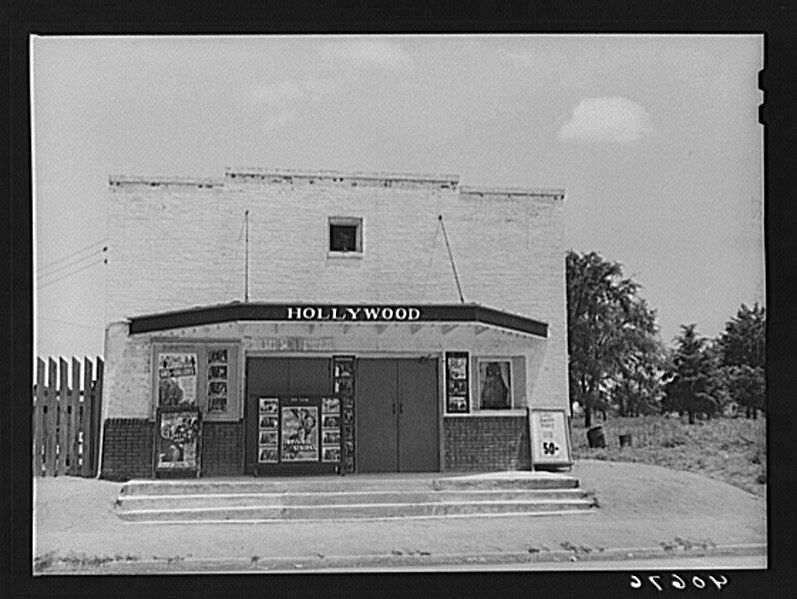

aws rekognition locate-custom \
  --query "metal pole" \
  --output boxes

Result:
[244,210,249,303]
[439,215,465,304]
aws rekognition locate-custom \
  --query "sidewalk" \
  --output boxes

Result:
[33,460,767,573]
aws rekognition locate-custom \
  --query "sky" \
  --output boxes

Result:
[32,35,764,362]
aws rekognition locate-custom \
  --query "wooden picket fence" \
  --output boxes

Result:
[32,357,103,477]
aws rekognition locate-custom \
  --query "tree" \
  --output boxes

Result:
[566,250,663,427]
[613,337,666,417]
[716,303,765,417]
[662,324,724,424]
[717,303,765,369]
[723,364,765,419]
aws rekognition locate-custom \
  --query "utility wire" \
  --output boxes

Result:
[37,247,107,281]
[439,215,465,303]
[36,315,104,331]
[37,239,108,271]
[37,258,105,289]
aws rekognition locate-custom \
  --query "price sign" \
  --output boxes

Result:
[530,409,572,467]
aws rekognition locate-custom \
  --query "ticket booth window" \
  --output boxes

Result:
[477,360,512,410]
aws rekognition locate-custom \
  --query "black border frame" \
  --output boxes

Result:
[10,5,789,596]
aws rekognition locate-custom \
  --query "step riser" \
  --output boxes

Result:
[121,478,579,497]
[118,490,588,511]
[434,479,579,490]
[117,501,594,522]
[121,481,436,496]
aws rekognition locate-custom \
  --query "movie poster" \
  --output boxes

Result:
[158,353,197,406]
[281,406,319,462]
[258,448,278,463]
[156,409,200,470]
[259,397,279,414]
[322,397,340,414]
[323,447,341,462]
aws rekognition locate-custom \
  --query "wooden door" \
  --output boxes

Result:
[245,358,290,473]
[397,359,439,472]
[355,359,399,473]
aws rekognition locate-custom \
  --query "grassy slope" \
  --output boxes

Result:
[570,415,767,498]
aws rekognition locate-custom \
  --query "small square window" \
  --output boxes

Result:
[478,360,512,409]
[329,217,363,254]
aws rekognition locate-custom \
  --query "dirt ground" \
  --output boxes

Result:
[570,416,767,498]
[32,460,766,572]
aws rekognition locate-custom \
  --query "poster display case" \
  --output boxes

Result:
[257,397,279,463]
[445,351,470,413]
[254,395,342,474]
[333,356,356,473]
[321,396,342,463]
[206,348,229,415]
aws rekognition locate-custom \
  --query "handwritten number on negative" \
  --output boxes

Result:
[630,574,728,591]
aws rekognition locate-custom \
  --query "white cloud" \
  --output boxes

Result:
[260,109,297,131]
[318,39,412,71]
[558,97,655,144]
[246,39,411,128]
[249,76,344,106]
[299,76,345,100]
[250,81,306,105]
[497,48,537,70]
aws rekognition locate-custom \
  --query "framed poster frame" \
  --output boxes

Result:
[445,351,470,414]
[529,408,573,468]
[333,355,356,473]
[154,406,202,478]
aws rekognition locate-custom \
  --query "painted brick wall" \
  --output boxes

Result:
[100,418,244,479]
[105,171,568,410]
[103,321,152,419]
[443,416,530,471]
[201,421,244,475]
[100,418,154,480]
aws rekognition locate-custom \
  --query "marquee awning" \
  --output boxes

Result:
[127,302,548,338]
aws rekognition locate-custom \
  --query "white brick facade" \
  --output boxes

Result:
[104,168,569,418]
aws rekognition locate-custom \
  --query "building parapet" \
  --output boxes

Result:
[109,174,224,189]
[460,185,565,201]
[109,169,563,199]
[224,167,460,190]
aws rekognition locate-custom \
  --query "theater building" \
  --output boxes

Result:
[98,167,572,479]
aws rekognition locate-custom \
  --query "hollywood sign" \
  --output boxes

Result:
[286,306,422,321]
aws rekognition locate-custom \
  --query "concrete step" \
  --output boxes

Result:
[120,478,437,496]
[116,488,589,511]
[116,498,595,522]
[120,473,580,497]
[114,473,592,522]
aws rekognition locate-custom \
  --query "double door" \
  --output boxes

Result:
[356,358,439,473]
